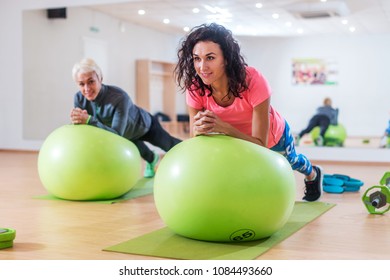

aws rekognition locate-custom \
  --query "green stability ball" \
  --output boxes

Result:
[154,135,296,242]
[311,124,347,146]
[38,125,141,201]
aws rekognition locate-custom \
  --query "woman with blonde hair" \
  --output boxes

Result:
[70,58,181,178]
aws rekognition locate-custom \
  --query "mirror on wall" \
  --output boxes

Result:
[22,6,390,160]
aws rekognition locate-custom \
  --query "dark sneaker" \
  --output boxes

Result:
[303,165,323,202]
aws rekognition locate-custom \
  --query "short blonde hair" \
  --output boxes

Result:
[72,58,103,82]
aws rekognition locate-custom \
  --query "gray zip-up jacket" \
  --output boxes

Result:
[74,84,152,140]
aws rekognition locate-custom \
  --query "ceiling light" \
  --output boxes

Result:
[138,9,145,15]
[272,13,279,19]
[255,3,263,9]
[349,26,356,32]
[204,5,217,13]
[341,19,348,25]
[204,5,232,22]
[320,0,327,2]
[192,8,200,13]
[204,5,231,16]
[163,18,170,24]
[183,26,190,32]
[297,28,304,34]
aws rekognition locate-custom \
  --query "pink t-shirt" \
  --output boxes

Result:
[186,66,285,148]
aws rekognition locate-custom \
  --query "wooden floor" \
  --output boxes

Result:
[1,150,390,260]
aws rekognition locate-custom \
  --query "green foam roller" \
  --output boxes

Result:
[0,228,16,249]
[0,240,14,249]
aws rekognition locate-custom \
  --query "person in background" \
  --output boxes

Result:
[296,97,339,146]
[70,58,181,178]
[174,23,323,202]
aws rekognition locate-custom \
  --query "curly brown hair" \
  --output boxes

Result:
[174,23,248,98]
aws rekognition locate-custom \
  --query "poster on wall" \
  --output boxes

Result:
[292,58,338,85]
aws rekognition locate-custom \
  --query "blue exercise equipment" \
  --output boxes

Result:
[323,173,364,193]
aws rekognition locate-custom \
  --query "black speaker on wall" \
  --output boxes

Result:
[47,8,67,19]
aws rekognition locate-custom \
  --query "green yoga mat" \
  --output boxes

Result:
[34,178,154,204]
[104,201,335,259]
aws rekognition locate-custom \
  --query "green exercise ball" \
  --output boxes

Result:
[38,125,141,201]
[154,134,296,242]
[311,124,347,146]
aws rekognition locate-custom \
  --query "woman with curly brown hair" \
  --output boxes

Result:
[174,23,323,202]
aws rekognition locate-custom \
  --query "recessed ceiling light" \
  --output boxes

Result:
[192,8,200,13]
[341,19,348,25]
[349,26,356,32]
[163,18,170,24]
[138,9,145,15]
[204,5,232,22]
[255,3,263,9]
[272,13,279,19]
[183,26,190,32]
[297,28,304,34]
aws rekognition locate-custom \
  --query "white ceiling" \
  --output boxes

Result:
[88,0,390,37]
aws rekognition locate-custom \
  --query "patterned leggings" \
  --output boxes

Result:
[271,121,313,176]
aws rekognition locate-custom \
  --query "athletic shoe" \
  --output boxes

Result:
[303,165,323,202]
[315,136,324,146]
[144,152,159,178]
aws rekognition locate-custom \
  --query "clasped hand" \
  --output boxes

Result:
[193,110,226,136]
[70,108,89,124]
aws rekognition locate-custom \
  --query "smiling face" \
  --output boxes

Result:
[75,71,102,101]
[192,40,227,88]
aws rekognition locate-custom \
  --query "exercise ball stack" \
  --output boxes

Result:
[38,125,141,201]
[154,135,296,242]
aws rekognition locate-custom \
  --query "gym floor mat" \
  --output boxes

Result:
[103,201,335,260]
[34,178,154,204]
